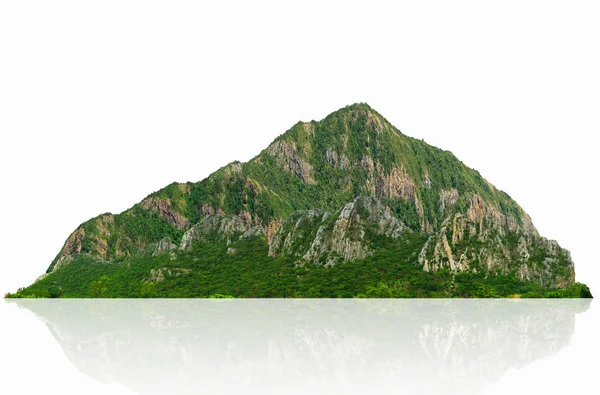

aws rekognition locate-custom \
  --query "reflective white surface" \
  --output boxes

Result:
[1,299,597,395]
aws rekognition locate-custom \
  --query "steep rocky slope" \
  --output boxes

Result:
[12,103,587,297]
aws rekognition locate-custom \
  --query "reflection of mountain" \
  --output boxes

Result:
[14,299,590,395]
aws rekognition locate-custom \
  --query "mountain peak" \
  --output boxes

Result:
[344,102,373,111]
[320,102,383,124]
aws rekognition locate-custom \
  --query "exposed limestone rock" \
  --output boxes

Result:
[465,194,536,237]
[263,217,283,247]
[270,196,407,266]
[414,195,433,234]
[467,194,507,235]
[60,228,85,258]
[517,236,530,261]
[229,162,243,174]
[375,165,416,202]
[268,209,326,258]
[180,215,247,250]
[420,229,467,273]
[326,148,351,170]
[519,211,538,237]
[325,148,336,165]
[449,214,474,245]
[238,211,253,227]
[226,247,236,255]
[439,188,459,217]
[373,164,433,233]
[423,171,432,189]
[303,203,371,266]
[360,155,375,173]
[267,140,315,184]
[418,193,574,288]
[152,237,177,257]
[140,197,190,230]
[147,267,192,283]
[88,214,115,259]
[240,226,264,239]
[263,218,283,245]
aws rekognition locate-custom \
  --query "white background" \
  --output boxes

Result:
[1,1,599,394]
[0,299,598,395]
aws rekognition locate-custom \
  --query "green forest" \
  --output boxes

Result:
[6,232,592,299]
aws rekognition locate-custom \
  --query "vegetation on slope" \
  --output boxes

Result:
[49,104,530,265]
[7,233,591,299]
[7,103,591,298]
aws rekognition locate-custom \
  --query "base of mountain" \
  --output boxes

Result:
[6,233,592,299]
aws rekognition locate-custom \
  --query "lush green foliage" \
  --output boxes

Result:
[7,234,591,299]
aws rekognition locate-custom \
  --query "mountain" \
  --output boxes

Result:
[7,103,591,298]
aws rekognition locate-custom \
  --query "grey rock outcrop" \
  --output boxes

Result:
[140,197,190,230]
[146,267,192,283]
[152,238,177,257]
[269,196,407,266]
[418,193,575,288]
[267,140,315,184]
[180,215,248,250]
[326,147,351,170]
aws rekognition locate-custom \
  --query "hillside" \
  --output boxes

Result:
[7,103,591,298]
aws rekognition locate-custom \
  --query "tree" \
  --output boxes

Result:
[89,276,109,298]
[141,282,157,298]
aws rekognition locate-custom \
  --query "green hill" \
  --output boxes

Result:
[7,103,591,298]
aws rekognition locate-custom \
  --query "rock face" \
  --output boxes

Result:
[140,197,190,230]
[180,215,248,250]
[58,214,115,260]
[325,147,351,170]
[267,140,315,184]
[418,193,573,288]
[439,188,458,217]
[173,195,406,268]
[146,267,192,283]
[376,165,416,202]
[152,238,177,256]
[60,228,85,258]
[34,103,581,292]
[269,196,407,266]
